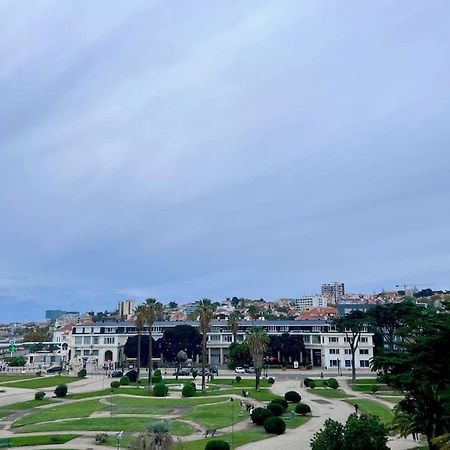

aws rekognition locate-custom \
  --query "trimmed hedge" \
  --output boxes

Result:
[120,376,130,385]
[267,402,284,416]
[54,384,68,398]
[235,376,242,383]
[251,407,273,425]
[152,374,163,384]
[304,377,313,388]
[182,384,195,397]
[284,390,301,403]
[270,398,288,410]
[267,377,275,384]
[205,440,230,450]
[35,391,46,400]
[126,370,138,382]
[328,378,339,389]
[295,403,311,415]
[77,369,86,378]
[110,381,120,389]
[153,382,169,397]
[264,416,286,435]
[308,380,316,389]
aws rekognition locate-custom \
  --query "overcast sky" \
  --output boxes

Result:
[1,1,450,322]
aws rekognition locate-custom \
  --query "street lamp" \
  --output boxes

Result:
[115,431,123,450]
[230,397,235,447]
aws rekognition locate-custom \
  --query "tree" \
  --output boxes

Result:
[168,302,178,309]
[196,299,215,392]
[246,327,269,391]
[23,328,48,343]
[227,313,240,343]
[227,342,252,370]
[134,305,146,381]
[130,420,174,450]
[333,310,367,381]
[156,325,201,362]
[230,297,240,308]
[311,415,388,450]
[268,333,305,364]
[142,298,163,391]
[248,304,260,325]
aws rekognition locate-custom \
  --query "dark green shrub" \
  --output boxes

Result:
[95,433,109,443]
[267,377,275,384]
[322,380,328,387]
[328,378,339,389]
[110,381,120,389]
[309,380,316,389]
[54,384,68,398]
[50,435,61,443]
[120,376,130,385]
[251,407,273,425]
[152,374,163,384]
[192,369,198,379]
[267,402,284,416]
[77,369,87,378]
[284,390,301,403]
[295,403,311,415]
[305,364,312,370]
[35,371,42,377]
[153,382,168,397]
[370,385,379,394]
[270,398,288,410]
[182,384,195,397]
[126,370,138,382]
[34,391,46,400]
[205,440,230,450]
[235,375,242,383]
[154,369,162,377]
[304,377,313,387]
[263,416,286,435]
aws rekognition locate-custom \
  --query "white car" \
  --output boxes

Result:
[235,367,246,374]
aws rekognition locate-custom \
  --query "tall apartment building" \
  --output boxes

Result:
[289,296,328,312]
[118,300,135,320]
[321,282,345,303]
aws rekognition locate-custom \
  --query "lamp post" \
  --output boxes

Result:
[230,397,235,447]
[115,431,123,450]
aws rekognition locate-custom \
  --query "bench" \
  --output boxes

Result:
[204,429,217,438]
[0,438,12,448]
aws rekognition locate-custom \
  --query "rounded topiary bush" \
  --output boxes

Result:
[126,370,138,383]
[267,402,284,416]
[120,376,130,385]
[152,374,163,384]
[35,391,46,400]
[308,380,316,389]
[154,369,162,377]
[270,398,288,410]
[263,416,286,435]
[304,377,313,388]
[267,377,275,384]
[54,384,68,398]
[77,368,87,378]
[205,440,230,450]
[153,382,168,397]
[251,407,273,425]
[295,403,311,415]
[328,378,339,389]
[110,381,120,389]
[235,375,242,383]
[182,384,195,397]
[284,390,301,403]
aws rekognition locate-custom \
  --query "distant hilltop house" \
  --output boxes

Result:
[299,307,338,321]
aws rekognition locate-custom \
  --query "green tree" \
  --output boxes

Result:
[311,418,344,450]
[227,342,252,370]
[130,420,174,450]
[248,304,260,325]
[155,325,201,362]
[227,313,240,343]
[246,327,269,391]
[333,310,367,381]
[143,298,163,391]
[134,305,146,381]
[168,302,178,309]
[196,299,215,391]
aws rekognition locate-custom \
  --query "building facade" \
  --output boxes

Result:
[289,296,328,312]
[321,282,345,303]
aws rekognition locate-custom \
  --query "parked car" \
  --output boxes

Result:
[46,366,62,373]
[245,367,255,373]
[235,367,246,374]
[111,370,123,378]
[173,369,190,376]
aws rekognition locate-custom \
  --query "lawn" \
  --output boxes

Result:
[307,388,352,399]
[353,378,379,385]
[10,434,77,447]
[212,378,272,388]
[0,399,55,418]
[378,396,403,404]
[110,395,224,408]
[0,375,38,383]
[17,417,193,435]
[343,399,394,425]
[0,376,78,389]
[12,399,104,428]
[183,399,243,429]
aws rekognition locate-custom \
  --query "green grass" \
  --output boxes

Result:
[183,400,243,429]
[17,417,193,435]
[353,378,379,385]
[110,395,224,408]
[0,399,55,418]
[67,388,117,399]
[12,400,104,428]
[0,375,38,383]
[378,396,403,404]
[0,376,78,389]
[343,399,394,425]
[212,378,272,388]
[308,388,352,399]
[10,434,77,447]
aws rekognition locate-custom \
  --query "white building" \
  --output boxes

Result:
[289,296,328,312]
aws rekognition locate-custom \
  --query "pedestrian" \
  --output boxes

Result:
[320,371,324,379]
[354,403,359,415]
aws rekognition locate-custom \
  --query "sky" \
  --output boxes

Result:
[1,1,450,322]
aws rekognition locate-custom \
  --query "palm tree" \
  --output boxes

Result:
[196,299,215,392]
[143,298,163,391]
[134,305,146,381]
[131,420,174,450]
[246,327,269,391]
[248,304,260,326]
[228,312,240,343]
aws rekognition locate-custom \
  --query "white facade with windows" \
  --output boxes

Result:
[289,296,328,312]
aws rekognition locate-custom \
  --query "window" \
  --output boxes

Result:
[75,350,81,356]
[75,336,82,345]
[329,337,339,343]
[329,349,340,355]
[93,337,99,344]
[91,350,99,356]
[344,349,351,355]
[360,337,368,343]
[209,334,220,341]
[329,359,338,367]
[104,337,115,345]
[83,350,90,356]
[223,335,232,342]
[345,360,351,368]
[360,360,370,368]
[359,349,369,355]
[105,327,115,333]
[83,337,91,345]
